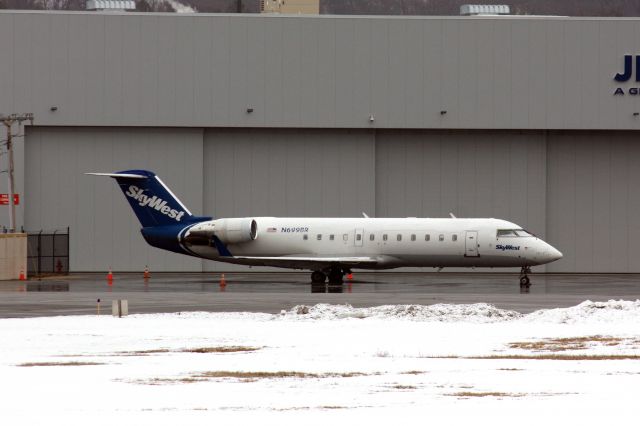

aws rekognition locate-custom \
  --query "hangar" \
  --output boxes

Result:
[1,10,639,272]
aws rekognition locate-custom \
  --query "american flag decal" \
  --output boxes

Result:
[267,227,277,233]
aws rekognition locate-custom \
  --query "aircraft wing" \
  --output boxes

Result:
[226,256,381,270]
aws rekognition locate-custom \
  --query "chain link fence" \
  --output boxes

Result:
[26,228,69,277]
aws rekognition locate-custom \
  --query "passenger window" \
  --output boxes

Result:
[397,234,402,241]
[356,234,362,241]
[383,234,388,241]
[329,234,334,241]
[369,234,375,241]
[343,234,348,241]
[425,234,430,241]
[452,234,457,242]
[317,234,322,240]
[303,234,308,240]
[411,234,416,241]
[439,234,444,242]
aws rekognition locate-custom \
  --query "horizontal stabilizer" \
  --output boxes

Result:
[85,172,148,179]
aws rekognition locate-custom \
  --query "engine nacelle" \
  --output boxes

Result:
[187,218,258,245]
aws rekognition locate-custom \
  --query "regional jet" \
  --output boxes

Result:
[87,170,562,288]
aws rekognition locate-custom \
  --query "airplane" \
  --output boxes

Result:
[87,169,562,288]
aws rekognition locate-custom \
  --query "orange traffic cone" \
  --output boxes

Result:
[107,268,113,285]
[347,273,353,280]
[19,269,26,281]
[143,265,150,280]
[220,273,226,286]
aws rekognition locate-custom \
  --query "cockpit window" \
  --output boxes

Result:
[497,229,533,238]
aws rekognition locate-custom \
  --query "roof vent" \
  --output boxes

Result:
[86,0,136,11]
[460,4,510,16]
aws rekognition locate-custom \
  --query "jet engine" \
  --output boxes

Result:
[185,218,258,245]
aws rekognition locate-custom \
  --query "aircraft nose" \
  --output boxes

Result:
[543,245,563,263]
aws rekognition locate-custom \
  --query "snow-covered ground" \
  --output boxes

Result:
[2,300,639,425]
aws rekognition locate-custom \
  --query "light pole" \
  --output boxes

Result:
[1,113,34,233]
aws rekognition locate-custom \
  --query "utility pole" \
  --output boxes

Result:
[1,113,34,233]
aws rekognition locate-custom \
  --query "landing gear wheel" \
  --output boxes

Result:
[327,267,344,284]
[519,266,532,288]
[311,271,326,284]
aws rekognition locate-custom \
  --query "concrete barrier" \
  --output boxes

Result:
[0,233,27,280]
[112,300,128,317]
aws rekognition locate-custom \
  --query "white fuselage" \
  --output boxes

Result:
[183,217,562,270]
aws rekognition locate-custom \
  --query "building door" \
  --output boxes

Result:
[465,231,479,257]
[354,229,364,247]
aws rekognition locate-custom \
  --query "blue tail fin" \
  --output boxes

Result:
[88,170,195,227]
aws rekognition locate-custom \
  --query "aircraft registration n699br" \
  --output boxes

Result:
[87,170,562,288]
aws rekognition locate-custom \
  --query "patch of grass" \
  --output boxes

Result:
[416,353,640,361]
[116,349,171,356]
[274,406,348,411]
[136,377,207,385]
[401,370,427,375]
[182,346,260,353]
[118,346,260,356]
[472,354,640,361]
[135,370,369,385]
[508,336,623,352]
[497,368,524,371]
[447,391,525,398]
[195,371,365,379]
[18,361,104,367]
[391,384,417,390]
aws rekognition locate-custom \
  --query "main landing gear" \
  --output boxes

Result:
[519,266,531,292]
[311,270,326,284]
[310,267,345,284]
[310,267,347,294]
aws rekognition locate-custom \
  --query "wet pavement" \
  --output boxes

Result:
[0,272,639,317]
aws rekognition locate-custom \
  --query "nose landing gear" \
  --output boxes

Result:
[519,266,531,290]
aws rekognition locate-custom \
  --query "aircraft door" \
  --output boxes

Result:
[465,231,479,257]
[354,229,364,247]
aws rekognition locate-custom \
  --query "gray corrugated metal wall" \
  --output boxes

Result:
[23,126,640,273]
[0,12,639,130]
[375,131,547,238]
[546,131,640,272]
[25,127,204,272]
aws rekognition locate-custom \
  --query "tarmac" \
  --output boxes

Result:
[0,272,639,318]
